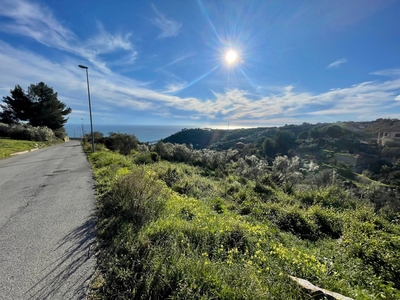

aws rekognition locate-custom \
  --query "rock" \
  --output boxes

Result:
[289,276,353,300]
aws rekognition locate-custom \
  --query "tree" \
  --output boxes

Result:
[0,82,71,130]
[325,125,343,139]
[273,130,296,155]
[262,137,276,158]
[297,131,309,140]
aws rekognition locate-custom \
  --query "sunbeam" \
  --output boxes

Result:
[172,64,221,95]
[239,67,257,90]
[197,0,224,44]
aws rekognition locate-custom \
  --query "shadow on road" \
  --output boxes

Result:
[26,216,96,299]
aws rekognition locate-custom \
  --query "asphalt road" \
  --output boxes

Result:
[0,140,96,299]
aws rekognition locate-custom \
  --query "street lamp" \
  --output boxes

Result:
[80,118,85,139]
[81,118,85,138]
[78,64,95,152]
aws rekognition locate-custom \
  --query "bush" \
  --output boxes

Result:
[100,168,168,230]
[0,122,55,141]
[53,127,67,139]
[254,181,274,199]
[134,152,155,165]
[105,132,138,155]
[265,205,318,240]
[308,206,343,238]
[159,167,180,187]
[297,186,355,210]
[0,122,10,136]
[343,219,400,289]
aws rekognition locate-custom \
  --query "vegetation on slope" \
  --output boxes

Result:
[86,137,400,299]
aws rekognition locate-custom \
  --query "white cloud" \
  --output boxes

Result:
[0,1,399,126]
[327,58,348,69]
[371,68,400,77]
[0,0,137,72]
[151,4,182,38]
[1,37,400,125]
[86,23,134,55]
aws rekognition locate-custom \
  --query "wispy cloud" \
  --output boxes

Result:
[1,37,400,125]
[0,0,137,72]
[86,23,134,55]
[327,58,348,69]
[151,4,182,38]
[1,0,399,126]
[370,68,400,77]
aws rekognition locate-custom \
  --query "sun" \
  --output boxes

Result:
[225,49,238,65]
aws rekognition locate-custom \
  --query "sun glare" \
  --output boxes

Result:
[225,50,238,65]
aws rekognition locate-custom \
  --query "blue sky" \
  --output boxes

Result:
[0,0,400,128]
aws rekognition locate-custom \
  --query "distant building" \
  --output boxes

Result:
[377,129,400,145]
[335,153,377,173]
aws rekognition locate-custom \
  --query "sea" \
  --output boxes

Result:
[64,124,197,143]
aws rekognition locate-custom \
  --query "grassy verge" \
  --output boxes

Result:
[0,138,43,159]
[87,149,400,299]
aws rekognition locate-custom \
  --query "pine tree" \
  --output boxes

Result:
[0,82,71,130]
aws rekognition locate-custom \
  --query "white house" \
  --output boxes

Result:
[377,130,400,146]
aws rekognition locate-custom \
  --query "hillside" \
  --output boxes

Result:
[163,119,400,150]
[86,136,400,299]
[162,119,400,187]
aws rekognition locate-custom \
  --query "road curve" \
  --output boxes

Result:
[0,140,96,299]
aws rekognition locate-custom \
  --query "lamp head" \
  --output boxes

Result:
[78,65,88,69]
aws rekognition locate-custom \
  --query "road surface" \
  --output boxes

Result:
[0,140,96,299]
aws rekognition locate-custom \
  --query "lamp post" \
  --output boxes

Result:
[80,118,85,138]
[78,65,95,152]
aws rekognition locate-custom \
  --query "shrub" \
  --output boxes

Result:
[159,167,180,187]
[0,122,55,141]
[0,122,10,136]
[172,180,195,196]
[254,182,275,200]
[134,152,154,165]
[53,127,67,139]
[343,219,400,289]
[150,152,159,162]
[211,198,225,214]
[100,168,168,230]
[297,186,355,210]
[105,132,138,155]
[308,206,343,238]
[172,144,192,162]
[264,205,318,240]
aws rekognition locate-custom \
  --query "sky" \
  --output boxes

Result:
[0,0,400,128]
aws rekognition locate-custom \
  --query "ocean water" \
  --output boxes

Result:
[65,124,195,142]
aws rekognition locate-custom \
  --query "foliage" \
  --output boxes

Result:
[87,145,400,299]
[325,125,343,138]
[133,152,159,165]
[0,122,55,142]
[104,132,138,155]
[0,82,71,130]
[273,130,296,155]
[297,131,309,140]
[271,156,303,188]
[262,137,276,158]
[84,131,105,144]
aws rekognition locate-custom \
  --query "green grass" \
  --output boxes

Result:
[88,150,400,299]
[0,138,43,159]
